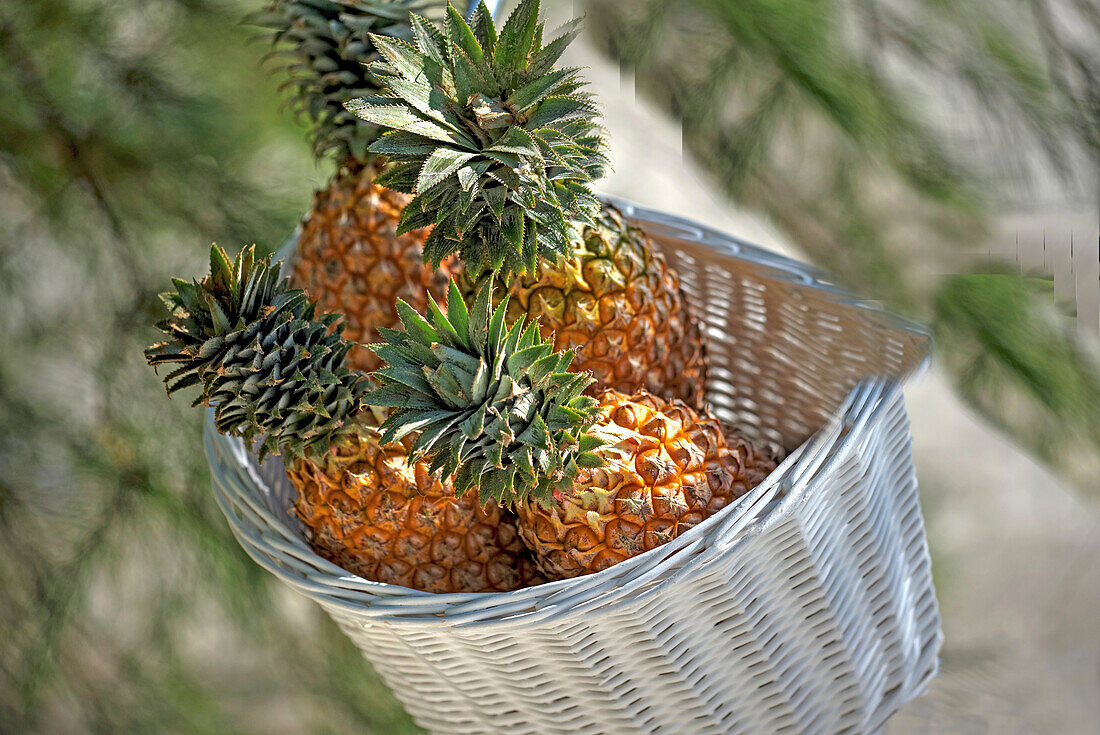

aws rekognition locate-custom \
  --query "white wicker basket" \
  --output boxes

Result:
[205,198,941,734]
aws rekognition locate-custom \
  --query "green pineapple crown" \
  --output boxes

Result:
[346,0,608,276]
[366,281,604,505]
[145,244,367,461]
[251,0,445,162]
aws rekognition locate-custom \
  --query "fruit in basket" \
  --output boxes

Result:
[252,0,456,373]
[367,280,778,579]
[367,280,604,505]
[145,244,540,593]
[345,0,707,403]
[287,406,542,591]
[514,390,776,578]
[457,205,707,406]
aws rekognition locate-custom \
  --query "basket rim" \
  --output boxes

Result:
[602,195,931,352]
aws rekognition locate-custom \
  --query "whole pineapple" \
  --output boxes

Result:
[346,0,709,405]
[461,205,707,406]
[368,278,778,579]
[253,0,456,372]
[145,244,540,593]
[514,390,776,578]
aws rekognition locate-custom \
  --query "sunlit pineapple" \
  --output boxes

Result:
[369,280,777,579]
[513,390,776,578]
[461,205,707,406]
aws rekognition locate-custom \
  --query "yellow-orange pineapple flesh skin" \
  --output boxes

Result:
[515,390,778,579]
[287,417,544,594]
[292,159,457,373]
[459,204,707,407]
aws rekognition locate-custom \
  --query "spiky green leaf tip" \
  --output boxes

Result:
[345,0,608,277]
[366,279,604,505]
[251,0,445,162]
[145,244,368,461]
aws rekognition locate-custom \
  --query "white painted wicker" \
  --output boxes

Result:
[205,198,941,734]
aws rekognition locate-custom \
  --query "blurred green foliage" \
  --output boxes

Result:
[587,0,971,308]
[935,273,1100,491]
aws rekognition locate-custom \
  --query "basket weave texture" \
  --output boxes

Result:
[205,198,941,734]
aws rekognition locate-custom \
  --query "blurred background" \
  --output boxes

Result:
[0,0,1097,732]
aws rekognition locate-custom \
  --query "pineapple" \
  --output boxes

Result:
[459,205,707,406]
[145,244,540,593]
[513,390,777,578]
[253,0,455,372]
[368,278,778,579]
[345,0,607,274]
[346,0,708,404]
[287,407,542,591]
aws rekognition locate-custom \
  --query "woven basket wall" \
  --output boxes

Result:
[205,198,941,734]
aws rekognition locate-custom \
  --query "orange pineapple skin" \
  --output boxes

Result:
[461,205,707,407]
[515,391,777,579]
[287,420,543,594]
[292,160,457,373]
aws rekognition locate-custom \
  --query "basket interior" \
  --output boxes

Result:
[621,198,929,452]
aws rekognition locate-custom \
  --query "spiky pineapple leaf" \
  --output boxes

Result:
[446,3,483,63]
[145,244,368,462]
[366,280,602,504]
[492,0,541,84]
[345,0,607,277]
[249,0,445,162]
